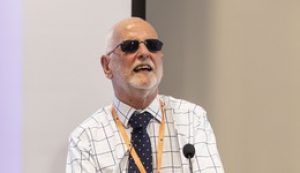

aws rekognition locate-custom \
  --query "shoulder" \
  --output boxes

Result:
[160,95,206,116]
[68,105,113,142]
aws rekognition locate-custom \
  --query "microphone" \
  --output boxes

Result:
[183,144,196,173]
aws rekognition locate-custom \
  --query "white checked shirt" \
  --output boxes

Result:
[66,95,224,173]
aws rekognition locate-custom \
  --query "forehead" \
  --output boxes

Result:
[113,19,158,41]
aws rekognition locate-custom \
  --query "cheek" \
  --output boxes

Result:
[155,56,164,70]
[157,58,164,79]
[111,57,133,77]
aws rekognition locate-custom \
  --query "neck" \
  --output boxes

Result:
[115,89,158,109]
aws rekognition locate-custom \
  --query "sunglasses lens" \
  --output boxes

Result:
[145,39,163,52]
[120,40,139,53]
[119,39,163,54]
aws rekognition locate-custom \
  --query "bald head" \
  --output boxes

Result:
[105,17,159,54]
[100,17,164,109]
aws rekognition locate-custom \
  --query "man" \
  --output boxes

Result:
[66,17,224,173]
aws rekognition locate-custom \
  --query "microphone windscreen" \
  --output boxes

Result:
[183,144,196,158]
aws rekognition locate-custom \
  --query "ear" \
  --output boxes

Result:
[100,55,113,79]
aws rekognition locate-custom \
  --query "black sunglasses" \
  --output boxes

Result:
[107,39,163,55]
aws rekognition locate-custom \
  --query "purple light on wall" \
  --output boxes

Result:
[0,0,22,172]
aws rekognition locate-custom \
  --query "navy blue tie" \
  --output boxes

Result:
[128,111,153,173]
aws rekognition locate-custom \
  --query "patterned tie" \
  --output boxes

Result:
[128,111,153,173]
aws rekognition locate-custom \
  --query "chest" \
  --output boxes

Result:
[91,110,192,172]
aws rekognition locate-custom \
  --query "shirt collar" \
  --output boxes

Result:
[112,95,162,128]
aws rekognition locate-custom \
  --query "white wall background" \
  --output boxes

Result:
[23,1,131,172]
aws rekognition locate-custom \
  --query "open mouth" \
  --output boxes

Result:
[133,64,153,72]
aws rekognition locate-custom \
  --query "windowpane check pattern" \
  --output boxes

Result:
[66,95,224,173]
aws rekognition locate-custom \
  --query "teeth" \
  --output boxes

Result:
[134,64,152,72]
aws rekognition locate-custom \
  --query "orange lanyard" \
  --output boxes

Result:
[111,100,166,173]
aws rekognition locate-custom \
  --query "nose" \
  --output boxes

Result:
[136,42,151,60]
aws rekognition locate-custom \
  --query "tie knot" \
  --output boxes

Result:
[129,111,153,129]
